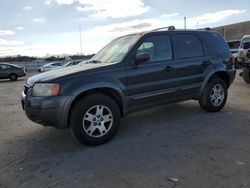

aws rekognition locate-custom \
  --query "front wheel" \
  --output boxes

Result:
[70,94,121,146]
[199,77,228,112]
[242,69,250,83]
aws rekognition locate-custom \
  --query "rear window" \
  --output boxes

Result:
[202,32,230,54]
[175,33,204,59]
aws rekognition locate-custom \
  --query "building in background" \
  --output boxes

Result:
[213,21,250,42]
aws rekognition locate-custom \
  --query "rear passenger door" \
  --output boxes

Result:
[0,64,10,78]
[173,32,211,97]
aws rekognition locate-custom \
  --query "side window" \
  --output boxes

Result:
[176,33,204,58]
[201,32,230,54]
[137,35,173,62]
[0,65,10,69]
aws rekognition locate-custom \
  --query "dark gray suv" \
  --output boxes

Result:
[21,27,236,145]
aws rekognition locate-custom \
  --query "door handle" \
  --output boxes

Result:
[165,66,173,72]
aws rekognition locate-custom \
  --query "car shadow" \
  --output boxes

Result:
[2,101,248,187]
[14,101,242,160]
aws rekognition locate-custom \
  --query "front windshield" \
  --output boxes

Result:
[89,34,140,64]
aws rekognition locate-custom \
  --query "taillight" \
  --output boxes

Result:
[231,56,235,67]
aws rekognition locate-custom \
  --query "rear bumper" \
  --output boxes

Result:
[227,69,236,86]
[18,72,26,77]
[21,91,73,129]
[238,61,250,69]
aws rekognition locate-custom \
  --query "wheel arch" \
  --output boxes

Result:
[202,71,230,92]
[67,86,126,127]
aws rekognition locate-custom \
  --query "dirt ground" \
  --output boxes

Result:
[0,71,250,188]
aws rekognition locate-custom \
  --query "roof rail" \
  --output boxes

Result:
[153,26,175,31]
[198,27,212,31]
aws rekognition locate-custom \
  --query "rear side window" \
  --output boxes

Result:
[202,32,230,54]
[176,33,204,59]
[0,64,11,70]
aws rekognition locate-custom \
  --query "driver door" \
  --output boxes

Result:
[126,34,179,108]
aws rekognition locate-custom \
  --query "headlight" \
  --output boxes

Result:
[32,83,60,97]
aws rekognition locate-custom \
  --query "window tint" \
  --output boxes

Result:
[241,38,250,48]
[202,32,230,54]
[137,35,173,62]
[176,33,204,58]
[0,64,10,70]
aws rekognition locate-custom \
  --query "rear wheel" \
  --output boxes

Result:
[242,69,250,83]
[199,77,228,112]
[9,74,18,81]
[70,94,121,146]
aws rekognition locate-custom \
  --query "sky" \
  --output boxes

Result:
[0,0,249,57]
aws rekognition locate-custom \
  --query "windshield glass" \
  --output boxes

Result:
[88,34,140,64]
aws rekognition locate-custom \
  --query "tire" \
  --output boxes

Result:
[199,77,228,112]
[70,94,121,146]
[242,69,250,83]
[9,74,18,81]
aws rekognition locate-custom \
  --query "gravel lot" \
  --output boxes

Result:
[0,71,250,188]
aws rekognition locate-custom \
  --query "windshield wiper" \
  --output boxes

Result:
[86,60,102,64]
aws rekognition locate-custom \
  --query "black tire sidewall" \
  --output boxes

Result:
[242,69,250,83]
[70,94,120,146]
[200,78,228,112]
[9,74,17,81]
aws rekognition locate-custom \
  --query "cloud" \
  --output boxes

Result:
[33,17,46,23]
[188,9,246,26]
[45,0,51,5]
[16,27,24,30]
[0,39,24,46]
[76,0,149,18]
[24,5,32,10]
[0,30,15,36]
[161,13,179,19]
[111,23,152,32]
[55,0,74,5]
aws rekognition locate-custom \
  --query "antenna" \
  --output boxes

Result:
[184,17,186,29]
[79,25,83,55]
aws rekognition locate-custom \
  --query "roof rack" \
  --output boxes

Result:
[198,27,212,31]
[153,26,176,31]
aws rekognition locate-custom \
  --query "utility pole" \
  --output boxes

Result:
[79,24,83,55]
[197,22,199,29]
[184,17,186,30]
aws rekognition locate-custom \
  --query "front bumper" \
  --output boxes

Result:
[21,89,73,129]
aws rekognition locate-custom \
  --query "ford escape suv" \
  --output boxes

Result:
[21,27,236,145]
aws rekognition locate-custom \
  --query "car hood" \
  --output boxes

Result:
[27,63,108,86]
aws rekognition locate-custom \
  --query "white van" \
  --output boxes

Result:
[238,35,250,83]
[238,35,250,63]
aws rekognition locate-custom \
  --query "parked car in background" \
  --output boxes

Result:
[227,40,241,68]
[238,35,250,83]
[22,27,236,146]
[51,60,82,71]
[0,63,26,81]
[38,62,63,72]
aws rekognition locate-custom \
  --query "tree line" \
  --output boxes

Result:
[0,54,95,62]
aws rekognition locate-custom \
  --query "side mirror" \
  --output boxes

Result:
[135,52,150,65]
[243,42,250,50]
